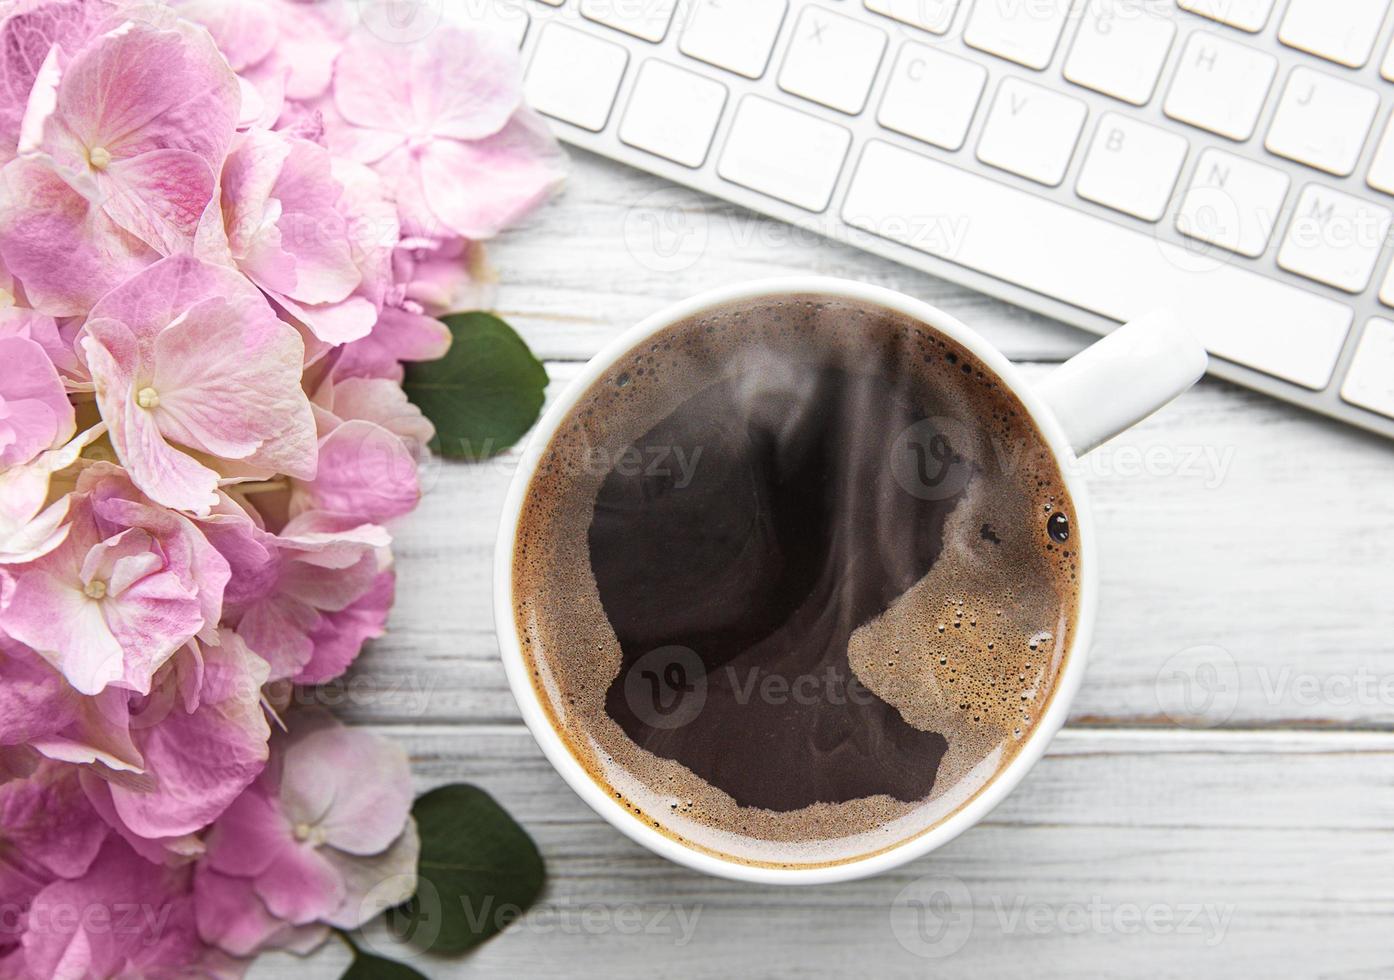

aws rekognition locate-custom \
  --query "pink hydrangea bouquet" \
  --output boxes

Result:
[0,1,564,975]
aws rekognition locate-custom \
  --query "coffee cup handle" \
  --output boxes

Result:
[1034,311,1209,458]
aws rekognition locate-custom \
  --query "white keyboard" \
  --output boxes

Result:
[474,0,1394,440]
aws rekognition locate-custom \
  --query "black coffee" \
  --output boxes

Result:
[513,296,1078,867]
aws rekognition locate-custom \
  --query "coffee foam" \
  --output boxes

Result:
[512,296,1080,868]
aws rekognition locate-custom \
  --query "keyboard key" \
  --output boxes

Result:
[1367,112,1394,195]
[1164,32,1276,141]
[842,140,1353,389]
[976,77,1087,186]
[581,0,678,43]
[877,42,987,151]
[1064,0,1176,106]
[1177,148,1289,257]
[778,6,887,114]
[717,96,852,211]
[1279,0,1389,69]
[964,0,1073,70]
[619,60,728,167]
[1383,257,1394,305]
[864,0,960,34]
[1265,68,1379,178]
[679,0,787,79]
[525,23,628,132]
[1176,0,1275,32]
[1076,113,1188,221]
[1342,318,1394,417]
[1383,35,1394,81]
[1279,186,1392,293]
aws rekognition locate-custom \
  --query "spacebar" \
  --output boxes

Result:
[842,140,1353,391]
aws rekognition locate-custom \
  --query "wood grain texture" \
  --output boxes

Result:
[253,151,1393,978]
[251,727,1394,980]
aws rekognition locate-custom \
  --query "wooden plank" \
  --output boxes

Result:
[487,150,1091,364]
[335,362,1394,728]
[249,726,1394,980]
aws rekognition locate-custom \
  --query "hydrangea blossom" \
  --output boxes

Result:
[0,1,564,974]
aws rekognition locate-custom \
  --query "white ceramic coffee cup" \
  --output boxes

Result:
[494,277,1207,885]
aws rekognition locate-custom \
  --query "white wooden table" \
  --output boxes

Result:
[259,152,1394,978]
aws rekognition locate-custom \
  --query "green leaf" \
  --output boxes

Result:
[403,312,547,460]
[388,784,545,956]
[341,951,428,980]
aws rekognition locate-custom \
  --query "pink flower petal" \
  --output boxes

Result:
[151,296,315,473]
[295,569,393,686]
[318,375,434,457]
[0,156,156,317]
[203,778,287,880]
[253,839,343,925]
[0,759,109,880]
[168,0,278,72]
[0,637,79,745]
[321,818,419,930]
[0,334,73,466]
[5,486,212,695]
[96,148,217,255]
[7,565,127,695]
[0,0,121,163]
[292,419,419,525]
[278,722,412,857]
[0,305,83,381]
[83,256,318,511]
[267,0,350,102]
[416,111,566,239]
[107,631,271,839]
[79,769,206,865]
[84,318,223,515]
[335,305,452,382]
[28,686,143,773]
[45,21,238,177]
[233,592,317,683]
[334,27,520,142]
[20,837,207,980]
[194,865,328,958]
